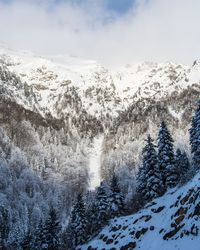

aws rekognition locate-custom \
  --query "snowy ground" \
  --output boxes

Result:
[81,173,200,250]
[88,135,104,190]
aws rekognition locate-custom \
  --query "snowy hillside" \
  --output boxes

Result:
[81,173,200,250]
[1,45,200,122]
[1,45,200,191]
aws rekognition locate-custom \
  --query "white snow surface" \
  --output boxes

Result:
[88,135,104,190]
[81,173,200,250]
[0,46,200,121]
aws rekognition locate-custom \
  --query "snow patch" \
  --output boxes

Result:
[168,106,184,120]
[88,135,104,190]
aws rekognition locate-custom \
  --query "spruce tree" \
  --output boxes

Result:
[21,229,32,250]
[157,122,178,189]
[175,148,190,183]
[109,174,124,217]
[85,192,99,238]
[43,207,60,250]
[30,220,44,250]
[189,101,200,170]
[69,193,88,248]
[96,181,110,227]
[137,135,164,205]
[145,135,164,201]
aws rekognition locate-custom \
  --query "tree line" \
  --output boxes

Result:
[1,101,200,249]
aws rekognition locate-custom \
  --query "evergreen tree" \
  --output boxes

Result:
[21,229,32,250]
[85,192,99,238]
[157,122,178,189]
[175,149,190,183]
[109,174,124,217]
[189,101,200,170]
[136,161,149,206]
[137,135,164,205]
[145,135,164,201]
[69,193,88,248]
[96,181,110,227]
[43,207,60,250]
[0,208,10,249]
[30,220,44,250]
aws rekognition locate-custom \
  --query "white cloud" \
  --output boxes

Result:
[0,0,199,67]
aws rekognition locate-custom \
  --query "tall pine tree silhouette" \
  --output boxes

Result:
[43,207,60,250]
[175,148,190,183]
[137,135,164,205]
[69,193,88,248]
[109,173,124,217]
[158,122,178,189]
[96,181,110,227]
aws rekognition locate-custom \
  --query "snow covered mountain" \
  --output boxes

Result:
[1,45,200,249]
[0,45,200,184]
[80,172,200,250]
[1,45,200,126]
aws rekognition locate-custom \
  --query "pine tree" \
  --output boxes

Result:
[69,193,88,248]
[175,149,190,183]
[21,229,32,250]
[30,220,44,250]
[85,192,99,238]
[137,135,164,205]
[96,181,110,227]
[157,122,178,189]
[189,101,200,170]
[0,208,9,249]
[109,174,124,217]
[43,207,60,250]
[145,135,164,201]
[136,161,148,206]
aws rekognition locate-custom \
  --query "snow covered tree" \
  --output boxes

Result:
[145,135,164,201]
[43,207,60,250]
[21,229,32,250]
[175,149,190,183]
[189,101,200,170]
[157,122,178,189]
[85,192,99,238]
[137,135,164,205]
[69,193,88,248]
[96,181,110,227]
[30,220,44,250]
[109,174,124,217]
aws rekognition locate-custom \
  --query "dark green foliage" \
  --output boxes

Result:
[21,229,32,250]
[137,135,164,205]
[85,192,99,237]
[109,174,124,217]
[96,181,110,226]
[175,149,190,183]
[69,193,88,248]
[158,122,178,189]
[43,207,60,250]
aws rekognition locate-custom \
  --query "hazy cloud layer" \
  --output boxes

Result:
[0,0,199,66]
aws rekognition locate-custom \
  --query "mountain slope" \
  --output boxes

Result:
[80,173,200,250]
[1,45,200,186]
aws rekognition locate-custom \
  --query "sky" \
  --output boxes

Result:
[0,0,200,67]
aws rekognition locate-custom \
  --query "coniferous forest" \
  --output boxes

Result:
[1,99,200,249]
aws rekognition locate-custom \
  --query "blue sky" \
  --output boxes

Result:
[54,0,136,14]
[0,0,136,16]
[106,0,135,13]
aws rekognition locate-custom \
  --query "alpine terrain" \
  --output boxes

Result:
[0,45,200,249]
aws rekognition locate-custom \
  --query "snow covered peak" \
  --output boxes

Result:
[0,46,200,123]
